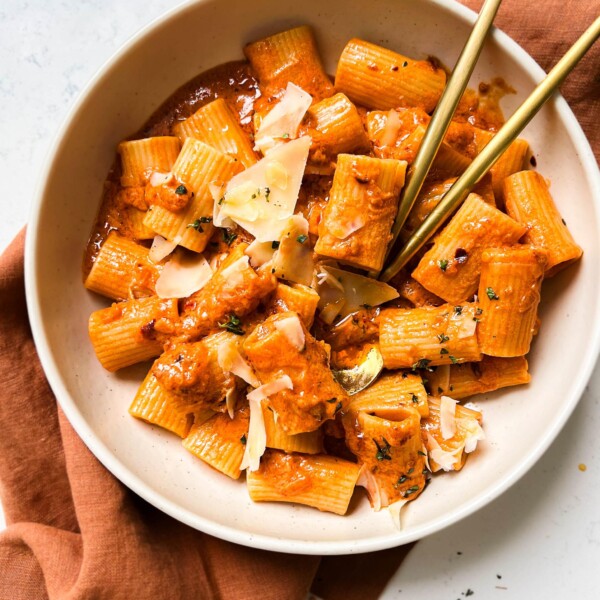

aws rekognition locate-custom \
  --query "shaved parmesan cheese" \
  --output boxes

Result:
[254,82,312,154]
[453,307,478,338]
[217,338,260,388]
[315,266,399,318]
[209,181,234,228]
[225,387,237,419]
[328,213,366,240]
[217,137,311,241]
[149,171,173,187]
[271,214,314,286]
[240,396,267,472]
[245,240,276,268]
[266,161,289,190]
[426,433,461,472]
[357,466,382,511]
[388,498,409,530]
[274,315,305,350]
[149,235,179,263]
[155,252,212,298]
[380,109,403,147]
[440,396,457,440]
[459,417,485,453]
[247,375,294,402]
[219,255,251,288]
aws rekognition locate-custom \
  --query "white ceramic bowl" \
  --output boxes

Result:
[25,0,600,555]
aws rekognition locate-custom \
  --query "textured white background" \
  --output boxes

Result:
[1,1,599,597]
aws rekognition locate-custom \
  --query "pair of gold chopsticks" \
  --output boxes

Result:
[379,0,600,283]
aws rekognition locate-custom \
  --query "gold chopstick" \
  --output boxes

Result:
[380,15,600,283]
[384,0,503,266]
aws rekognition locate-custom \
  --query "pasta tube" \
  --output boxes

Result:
[183,407,249,479]
[379,303,482,369]
[243,311,349,435]
[477,246,547,357]
[246,450,360,515]
[173,98,257,168]
[300,93,370,162]
[427,356,530,399]
[143,138,240,252]
[335,39,446,112]
[262,403,323,454]
[315,154,407,272]
[412,194,527,303]
[343,404,427,508]
[88,296,178,372]
[503,170,583,275]
[350,371,429,418]
[84,231,159,301]
[244,26,334,103]
[118,136,181,187]
[129,368,211,438]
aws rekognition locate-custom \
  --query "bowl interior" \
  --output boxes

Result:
[26,0,600,554]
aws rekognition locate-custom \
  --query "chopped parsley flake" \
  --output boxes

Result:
[271,241,280,249]
[240,434,247,445]
[297,234,308,244]
[454,306,463,315]
[219,314,245,336]
[439,259,448,271]
[265,187,271,201]
[486,287,499,300]
[411,393,419,404]
[398,475,408,484]
[437,333,449,343]
[186,219,204,231]
[449,355,458,364]
[374,437,392,461]
[412,358,432,371]
[404,485,419,496]
[175,184,188,195]
[222,229,237,246]
[440,348,449,355]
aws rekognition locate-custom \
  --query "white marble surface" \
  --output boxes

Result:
[1,1,599,597]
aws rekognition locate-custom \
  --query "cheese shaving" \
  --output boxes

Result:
[458,417,485,453]
[149,171,173,187]
[155,252,212,299]
[240,396,267,472]
[245,240,276,268]
[315,266,399,318]
[453,307,478,338]
[225,387,237,419]
[148,235,179,263]
[328,214,366,240]
[274,315,305,350]
[388,498,409,531]
[440,395,458,440]
[217,136,311,242]
[271,214,314,286]
[380,109,403,147]
[357,465,382,511]
[247,375,294,402]
[217,338,260,388]
[426,433,461,472]
[254,82,312,154]
[219,255,251,288]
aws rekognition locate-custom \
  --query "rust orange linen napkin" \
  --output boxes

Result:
[1,2,598,598]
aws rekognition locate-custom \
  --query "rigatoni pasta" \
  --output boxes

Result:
[412,193,527,304]
[477,246,547,357]
[315,154,407,272]
[83,25,582,519]
[335,38,446,112]
[503,170,583,275]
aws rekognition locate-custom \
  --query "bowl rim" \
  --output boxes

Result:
[24,0,600,555]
